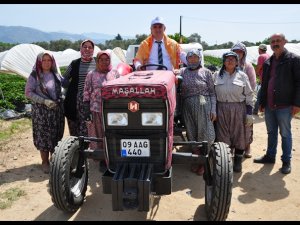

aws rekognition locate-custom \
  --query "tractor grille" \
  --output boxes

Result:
[103,98,168,173]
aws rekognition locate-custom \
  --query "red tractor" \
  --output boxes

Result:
[49,64,233,221]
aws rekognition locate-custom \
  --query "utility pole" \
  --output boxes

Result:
[179,15,182,44]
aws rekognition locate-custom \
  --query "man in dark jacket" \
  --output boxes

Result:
[254,33,300,174]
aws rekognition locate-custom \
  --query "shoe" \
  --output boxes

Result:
[244,153,252,158]
[244,147,252,158]
[280,161,291,174]
[253,154,275,164]
[233,154,243,173]
[244,144,252,159]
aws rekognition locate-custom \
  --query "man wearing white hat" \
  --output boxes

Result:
[134,16,187,71]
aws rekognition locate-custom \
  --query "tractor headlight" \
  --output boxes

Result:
[107,113,128,126]
[142,113,163,126]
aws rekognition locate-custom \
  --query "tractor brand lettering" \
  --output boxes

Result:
[112,87,156,96]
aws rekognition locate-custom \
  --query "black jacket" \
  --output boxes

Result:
[63,58,81,120]
[260,48,300,108]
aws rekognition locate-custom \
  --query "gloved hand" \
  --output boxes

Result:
[44,99,57,109]
[83,101,92,121]
[245,114,254,127]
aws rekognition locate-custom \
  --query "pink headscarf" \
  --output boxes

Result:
[80,39,95,62]
[96,51,112,73]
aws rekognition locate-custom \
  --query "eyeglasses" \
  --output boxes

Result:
[271,39,282,44]
[82,46,94,50]
[152,24,163,29]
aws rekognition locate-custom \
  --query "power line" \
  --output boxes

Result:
[183,16,300,24]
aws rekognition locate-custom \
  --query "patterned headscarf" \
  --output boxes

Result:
[33,51,61,81]
[96,51,112,73]
[186,49,202,70]
[231,42,247,71]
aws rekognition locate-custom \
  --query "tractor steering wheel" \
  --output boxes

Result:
[140,63,168,71]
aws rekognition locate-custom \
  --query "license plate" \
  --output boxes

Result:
[120,139,150,157]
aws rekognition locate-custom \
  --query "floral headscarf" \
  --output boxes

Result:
[33,51,61,81]
[96,51,112,73]
[186,49,202,70]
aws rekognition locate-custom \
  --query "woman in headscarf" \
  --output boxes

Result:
[214,51,254,173]
[83,51,120,168]
[25,51,65,173]
[62,39,96,137]
[231,42,256,158]
[179,49,216,176]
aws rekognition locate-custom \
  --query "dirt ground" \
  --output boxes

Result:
[0,114,300,221]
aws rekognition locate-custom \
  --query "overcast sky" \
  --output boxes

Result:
[1,4,300,45]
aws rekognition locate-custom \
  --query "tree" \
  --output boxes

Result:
[168,33,188,43]
[32,41,49,50]
[135,34,148,44]
[115,34,123,41]
[200,41,209,50]
[96,43,106,50]
[242,41,256,47]
[0,42,17,52]
[49,39,73,51]
[187,33,201,43]
[71,40,84,51]
[262,37,270,44]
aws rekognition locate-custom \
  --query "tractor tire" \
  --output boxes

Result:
[49,136,89,213]
[205,142,233,221]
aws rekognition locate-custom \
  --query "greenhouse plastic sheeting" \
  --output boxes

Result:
[0,44,127,79]
[204,43,300,65]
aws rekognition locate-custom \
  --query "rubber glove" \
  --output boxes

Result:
[44,99,56,109]
[245,114,254,127]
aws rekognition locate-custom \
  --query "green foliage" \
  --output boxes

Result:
[0,73,28,110]
[204,55,223,69]
[205,41,234,50]
[2,33,300,52]
[49,39,73,51]
[115,34,123,41]
[188,33,201,43]
[0,42,17,52]
[31,41,49,50]
[103,38,136,50]
[0,67,67,111]
[135,34,148,44]
[0,187,26,209]
[60,66,67,75]
[168,33,188,43]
